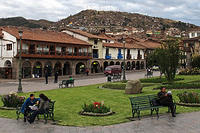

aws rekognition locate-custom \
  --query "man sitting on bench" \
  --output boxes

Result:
[21,94,40,122]
[157,88,176,117]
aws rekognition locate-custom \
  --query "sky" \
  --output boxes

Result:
[0,0,199,26]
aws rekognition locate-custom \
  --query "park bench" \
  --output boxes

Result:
[59,79,75,88]
[16,100,56,124]
[112,74,122,82]
[129,95,176,120]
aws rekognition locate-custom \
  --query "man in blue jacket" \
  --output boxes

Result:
[21,94,40,122]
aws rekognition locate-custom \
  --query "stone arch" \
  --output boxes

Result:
[33,61,43,78]
[76,62,86,74]
[54,61,62,76]
[4,60,12,67]
[3,60,12,79]
[141,61,145,69]
[136,61,140,70]
[127,61,131,70]
[132,61,135,70]
[22,61,32,78]
[116,61,120,65]
[91,61,100,73]
[104,61,109,70]
[63,62,71,75]
[121,62,125,69]
[110,61,115,66]
[44,61,53,76]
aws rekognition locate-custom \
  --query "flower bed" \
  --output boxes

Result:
[1,92,25,108]
[80,102,114,116]
[177,92,200,107]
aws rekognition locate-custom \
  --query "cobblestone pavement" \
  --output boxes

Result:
[0,111,200,133]
[0,71,159,95]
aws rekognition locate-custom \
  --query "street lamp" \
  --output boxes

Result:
[17,30,23,93]
[122,39,126,81]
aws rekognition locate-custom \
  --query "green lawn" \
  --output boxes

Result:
[1,75,200,126]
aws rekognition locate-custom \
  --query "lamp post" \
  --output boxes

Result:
[122,39,126,81]
[17,30,23,93]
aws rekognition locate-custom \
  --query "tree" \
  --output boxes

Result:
[191,55,200,68]
[153,38,181,82]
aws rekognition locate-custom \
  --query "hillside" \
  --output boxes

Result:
[0,17,54,29]
[53,10,198,33]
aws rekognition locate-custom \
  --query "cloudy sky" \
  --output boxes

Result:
[0,0,200,25]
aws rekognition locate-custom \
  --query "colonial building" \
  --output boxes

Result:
[0,26,92,79]
[183,36,200,67]
[62,29,161,74]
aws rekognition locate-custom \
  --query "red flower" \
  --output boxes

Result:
[93,102,101,108]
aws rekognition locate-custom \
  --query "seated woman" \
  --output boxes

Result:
[21,94,40,122]
[157,88,176,117]
[28,93,50,124]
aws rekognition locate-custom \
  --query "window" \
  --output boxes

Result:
[94,39,98,45]
[106,48,109,56]
[6,44,12,51]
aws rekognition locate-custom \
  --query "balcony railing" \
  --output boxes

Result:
[105,54,111,59]
[18,50,91,59]
[117,53,123,59]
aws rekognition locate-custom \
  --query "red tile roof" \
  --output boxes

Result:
[140,39,161,49]
[66,29,108,40]
[1,26,91,46]
[103,41,146,49]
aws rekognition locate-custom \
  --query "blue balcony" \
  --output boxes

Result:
[117,53,123,59]
[105,54,111,59]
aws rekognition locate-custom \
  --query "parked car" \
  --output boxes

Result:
[104,65,122,76]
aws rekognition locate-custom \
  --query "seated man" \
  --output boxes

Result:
[157,88,176,117]
[21,94,40,122]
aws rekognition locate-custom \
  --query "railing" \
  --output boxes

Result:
[117,53,123,59]
[18,50,91,58]
[105,54,111,59]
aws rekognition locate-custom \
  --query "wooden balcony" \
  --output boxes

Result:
[16,50,92,59]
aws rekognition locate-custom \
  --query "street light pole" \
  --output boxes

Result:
[123,39,126,81]
[17,30,23,93]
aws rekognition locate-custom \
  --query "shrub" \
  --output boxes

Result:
[140,77,184,83]
[179,68,200,75]
[82,102,111,113]
[102,83,126,90]
[177,92,200,103]
[191,55,200,68]
[154,83,200,90]
[1,92,25,108]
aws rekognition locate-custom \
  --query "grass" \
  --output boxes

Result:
[0,75,200,126]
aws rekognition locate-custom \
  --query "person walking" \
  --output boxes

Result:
[45,69,48,84]
[54,71,58,83]
[85,68,89,76]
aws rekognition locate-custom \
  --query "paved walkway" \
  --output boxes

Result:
[0,111,200,133]
[0,71,159,95]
